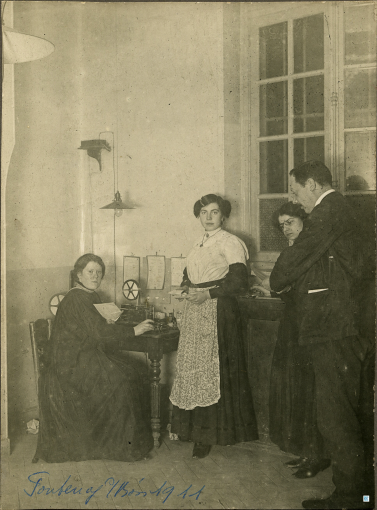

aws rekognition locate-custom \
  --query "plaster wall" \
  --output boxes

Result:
[5,2,226,431]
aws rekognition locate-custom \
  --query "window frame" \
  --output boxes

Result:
[240,1,376,268]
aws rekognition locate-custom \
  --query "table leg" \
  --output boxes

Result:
[150,358,161,448]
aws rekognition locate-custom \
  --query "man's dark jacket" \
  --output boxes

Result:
[270,191,362,346]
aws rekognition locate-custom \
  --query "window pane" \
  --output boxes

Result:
[344,68,376,129]
[260,81,288,136]
[345,132,376,191]
[344,3,377,65]
[294,136,324,167]
[259,22,288,79]
[260,140,288,194]
[294,14,324,73]
[293,75,324,133]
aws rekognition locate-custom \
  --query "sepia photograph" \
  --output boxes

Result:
[1,1,376,509]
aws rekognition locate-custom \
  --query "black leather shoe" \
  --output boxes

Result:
[192,443,211,459]
[302,493,370,509]
[285,457,308,468]
[294,458,331,479]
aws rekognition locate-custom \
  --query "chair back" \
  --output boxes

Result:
[29,319,53,396]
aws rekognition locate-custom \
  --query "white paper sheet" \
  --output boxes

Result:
[94,302,123,321]
[123,256,140,283]
[146,256,165,290]
[168,289,189,299]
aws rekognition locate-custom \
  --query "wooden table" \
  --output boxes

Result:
[120,325,180,447]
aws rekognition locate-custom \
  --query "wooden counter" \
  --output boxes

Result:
[237,296,285,441]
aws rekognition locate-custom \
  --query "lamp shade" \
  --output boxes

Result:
[100,191,134,210]
[2,25,55,64]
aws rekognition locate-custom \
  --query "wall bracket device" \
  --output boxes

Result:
[78,139,111,171]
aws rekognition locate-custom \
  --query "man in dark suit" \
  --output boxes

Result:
[270,161,375,509]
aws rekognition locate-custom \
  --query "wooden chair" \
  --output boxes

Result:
[29,319,53,396]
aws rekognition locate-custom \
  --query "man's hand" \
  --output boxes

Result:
[275,285,291,295]
[134,319,155,336]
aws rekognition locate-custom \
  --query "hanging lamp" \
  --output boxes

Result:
[99,131,134,217]
[2,1,55,83]
[2,24,55,64]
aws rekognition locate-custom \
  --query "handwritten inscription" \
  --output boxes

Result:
[25,472,205,505]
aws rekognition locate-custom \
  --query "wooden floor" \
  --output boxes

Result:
[1,432,335,510]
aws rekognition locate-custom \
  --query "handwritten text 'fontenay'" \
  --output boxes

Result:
[25,472,205,505]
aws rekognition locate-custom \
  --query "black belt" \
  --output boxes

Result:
[189,278,224,289]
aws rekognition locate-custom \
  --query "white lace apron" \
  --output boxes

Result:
[169,288,220,410]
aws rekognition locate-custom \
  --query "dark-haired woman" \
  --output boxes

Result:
[170,194,258,458]
[267,203,330,478]
[33,253,155,463]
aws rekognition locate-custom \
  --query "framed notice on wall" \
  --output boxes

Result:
[123,256,140,283]
[146,255,165,290]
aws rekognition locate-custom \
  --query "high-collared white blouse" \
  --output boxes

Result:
[186,228,249,285]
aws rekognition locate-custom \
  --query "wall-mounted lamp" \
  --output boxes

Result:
[78,139,111,172]
[97,131,134,217]
[100,190,134,217]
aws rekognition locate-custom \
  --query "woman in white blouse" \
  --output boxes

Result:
[170,194,258,458]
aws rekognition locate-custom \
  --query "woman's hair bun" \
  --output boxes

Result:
[193,194,231,218]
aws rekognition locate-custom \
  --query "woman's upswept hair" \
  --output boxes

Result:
[72,253,106,282]
[272,202,308,231]
[193,194,232,218]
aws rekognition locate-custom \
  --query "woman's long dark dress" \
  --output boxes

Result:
[171,263,259,445]
[269,290,324,458]
[33,287,154,463]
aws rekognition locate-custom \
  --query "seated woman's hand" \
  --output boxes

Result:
[134,319,155,336]
[186,290,210,305]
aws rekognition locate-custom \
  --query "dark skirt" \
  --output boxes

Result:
[269,305,324,458]
[34,351,154,463]
[171,296,259,445]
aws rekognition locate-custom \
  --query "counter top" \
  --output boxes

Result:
[237,295,285,321]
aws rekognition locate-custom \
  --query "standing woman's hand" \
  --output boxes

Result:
[186,290,210,305]
[134,319,155,336]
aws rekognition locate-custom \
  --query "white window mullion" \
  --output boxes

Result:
[287,18,294,197]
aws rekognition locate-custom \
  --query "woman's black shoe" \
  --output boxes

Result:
[284,457,307,468]
[293,458,331,479]
[192,443,211,459]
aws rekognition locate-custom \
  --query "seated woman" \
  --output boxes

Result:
[267,203,331,478]
[170,194,258,458]
[33,253,154,463]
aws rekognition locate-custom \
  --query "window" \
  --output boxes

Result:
[242,2,376,263]
[259,14,325,197]
[342,2,376,192]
